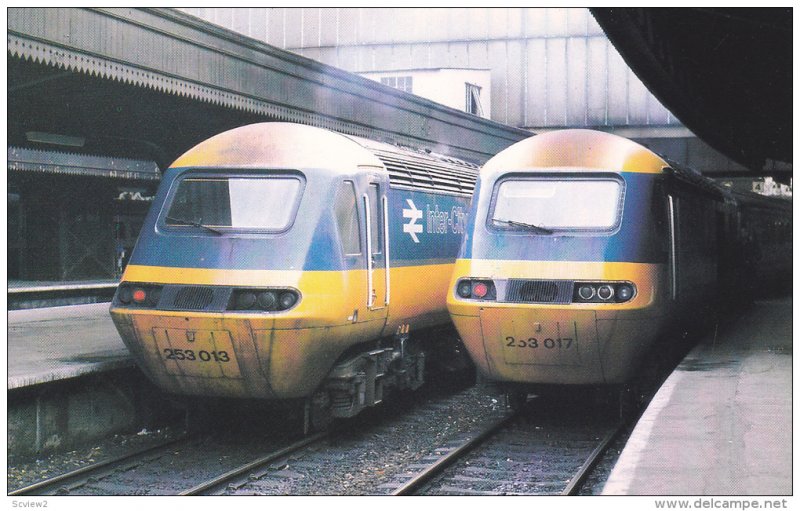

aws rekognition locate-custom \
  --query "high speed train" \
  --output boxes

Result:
[110,122,479,430]
[446,129,791,409]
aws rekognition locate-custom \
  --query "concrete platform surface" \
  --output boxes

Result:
[8,279,118,293]
[8,303,133,390]
[603,298,792,495]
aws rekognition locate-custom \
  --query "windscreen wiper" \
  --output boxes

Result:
[493,218,554,235]
[165,216,223,235]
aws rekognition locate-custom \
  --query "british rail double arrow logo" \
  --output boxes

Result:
[402,199,423,243]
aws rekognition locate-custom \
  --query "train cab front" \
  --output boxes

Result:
[447,266,664,388]
[109,164,364,402]
[447,138,671,388]
[110,279,314,399]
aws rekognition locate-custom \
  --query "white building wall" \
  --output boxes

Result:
[359,69,491,118]
[178,8,759,174]
[180,7,676,130]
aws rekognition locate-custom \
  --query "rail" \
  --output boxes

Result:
[390,408,625,496]
[9,437,187,496]
[391,413,517,496]
[180,432,328,495]
[562,424,626,495]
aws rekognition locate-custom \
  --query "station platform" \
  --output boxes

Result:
[9,280,119,310]
[7,303,133,390]
[8,279,119,293]
[602,297,792,495]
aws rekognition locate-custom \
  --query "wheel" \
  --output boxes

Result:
[617,383,641,421]
[303,392,333,435]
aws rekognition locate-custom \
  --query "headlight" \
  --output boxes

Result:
[573,282,635,303]
[229,288,300,312]
[236,291,257,309]
[597,285,614,301]
[577,285,596,300]
[257,291,278,310]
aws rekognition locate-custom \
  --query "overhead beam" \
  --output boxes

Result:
[8,7,529,164]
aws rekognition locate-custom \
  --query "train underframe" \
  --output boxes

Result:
[304,328,472,433]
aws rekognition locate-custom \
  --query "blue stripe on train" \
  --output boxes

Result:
[387,189,470,262]
[129,177,471,272]
[460,172,669,264]
[302,188,469,271]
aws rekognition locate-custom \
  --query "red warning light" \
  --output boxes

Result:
[132,289,147,303]
[473,282,488,298]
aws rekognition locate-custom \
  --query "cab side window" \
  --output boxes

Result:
[334,181,362,255]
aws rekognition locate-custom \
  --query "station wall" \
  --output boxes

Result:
[181,8,677,130]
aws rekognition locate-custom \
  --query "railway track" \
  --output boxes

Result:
[216,386,509,495]
[389,398,624,496]
[10,381,499,496]
[9,437,189,496]
[10,386,625,496]
[180,433,328,495]
[11,432,329,497]
[212,393,623,496]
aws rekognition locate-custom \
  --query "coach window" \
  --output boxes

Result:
[334,181,361,255]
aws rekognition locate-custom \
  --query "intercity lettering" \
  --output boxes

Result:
[426,205,467,235]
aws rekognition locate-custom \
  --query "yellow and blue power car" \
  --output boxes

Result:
[110,122,478,429]
[447,129,791,407]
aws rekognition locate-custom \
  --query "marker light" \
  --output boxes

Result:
[616,284,634,301]
[132,288,147,303]
[279,292,297,310]
[118,286,132,304]
[457,281,473,299]
[455,279,496,300]
[472,282,489,298]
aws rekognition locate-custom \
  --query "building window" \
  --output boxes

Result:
[381,76,413,94]
[466,83,484,116]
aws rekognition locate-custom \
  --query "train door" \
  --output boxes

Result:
[362,179,390,312]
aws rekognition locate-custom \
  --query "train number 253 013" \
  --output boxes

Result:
[163,348,231,362]
[505,336,573,349]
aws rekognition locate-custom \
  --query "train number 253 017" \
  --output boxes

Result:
[505,336,573,349]
[163,348,231,362]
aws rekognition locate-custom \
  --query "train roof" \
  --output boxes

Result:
[479,129,752,202]
[728,188,793,214]
[170,122,479,197]
[349,135,479,197]
[481,129,669,176]
[170,122,384,173]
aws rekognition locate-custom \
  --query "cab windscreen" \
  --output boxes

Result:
[165,174,303,232]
